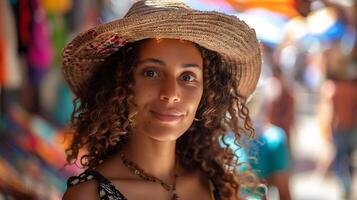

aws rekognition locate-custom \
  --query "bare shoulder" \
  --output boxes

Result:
[62,180,99,200]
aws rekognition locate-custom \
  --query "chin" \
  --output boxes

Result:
[134,121,191,142]
[146,126,187,142]
[132,115,195,141]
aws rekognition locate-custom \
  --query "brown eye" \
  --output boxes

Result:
[181,74,195,82]
[143,69,158,78]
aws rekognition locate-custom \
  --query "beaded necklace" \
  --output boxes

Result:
[120,153,179,200]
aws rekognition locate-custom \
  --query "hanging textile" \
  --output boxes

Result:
[0,1,5,87]
[0,0,22,89]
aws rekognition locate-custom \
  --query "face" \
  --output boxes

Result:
[131,38,204,141]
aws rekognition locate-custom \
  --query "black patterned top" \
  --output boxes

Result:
[67,170,221,200]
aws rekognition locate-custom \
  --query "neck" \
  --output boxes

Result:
[122,132,178,182]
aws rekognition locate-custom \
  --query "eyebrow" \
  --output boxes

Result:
[136,58,202,69]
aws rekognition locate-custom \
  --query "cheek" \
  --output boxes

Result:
[185,88,203,110]
[195,91,203,107]
[132,84,157,107]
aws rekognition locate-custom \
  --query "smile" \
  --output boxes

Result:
[150,111,183,122]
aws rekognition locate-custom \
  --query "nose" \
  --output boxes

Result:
[159,77,181,103]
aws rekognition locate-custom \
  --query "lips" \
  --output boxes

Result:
[150,110,183,122]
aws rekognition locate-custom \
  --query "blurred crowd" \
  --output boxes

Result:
[0,0,356,199]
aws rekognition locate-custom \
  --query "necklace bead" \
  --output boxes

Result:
[120,153,179,200]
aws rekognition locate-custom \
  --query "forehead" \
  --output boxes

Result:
[138,38,202,63]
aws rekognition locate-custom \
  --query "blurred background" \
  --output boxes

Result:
[0,0,356,199]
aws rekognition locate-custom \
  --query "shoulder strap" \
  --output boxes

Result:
[67,170,127,200]
[209,179,222,200]
[67,170,110,187]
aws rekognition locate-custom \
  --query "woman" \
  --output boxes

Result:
[62,1,262,200]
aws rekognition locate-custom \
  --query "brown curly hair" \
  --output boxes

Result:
[65,39,262,199]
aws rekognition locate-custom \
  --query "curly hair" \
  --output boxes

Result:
[65,39,263,199]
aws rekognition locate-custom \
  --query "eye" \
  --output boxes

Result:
[143,69,158,78]
[180,74,196,82]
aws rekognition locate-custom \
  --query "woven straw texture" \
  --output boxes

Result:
[61,0,262,98]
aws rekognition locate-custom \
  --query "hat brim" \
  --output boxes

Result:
[62,9,261,98]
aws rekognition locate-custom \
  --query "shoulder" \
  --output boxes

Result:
[63,170,102,200]
[62,179,99,200]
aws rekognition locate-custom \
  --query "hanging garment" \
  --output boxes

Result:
[0,0,22,89]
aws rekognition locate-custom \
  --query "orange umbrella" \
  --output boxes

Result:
[226,0,300,18]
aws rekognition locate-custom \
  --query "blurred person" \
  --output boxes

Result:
[295,0,312,17]
[231,44,292,200]
[225,83,292,200]
[61,1,263,200]
[323,76,357,199]
[265,64,295,145]
[260,44,295,145]
[248,84,292,200]
[320,13,357,196]
[248,125,291,200]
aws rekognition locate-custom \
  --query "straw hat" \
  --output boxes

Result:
[62,0,262,98]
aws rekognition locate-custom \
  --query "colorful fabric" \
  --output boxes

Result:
[27,0,53,69]
[19,0,32,51]
[0,0,22,89]
[0,1,5,86]
[47,13,69,67]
